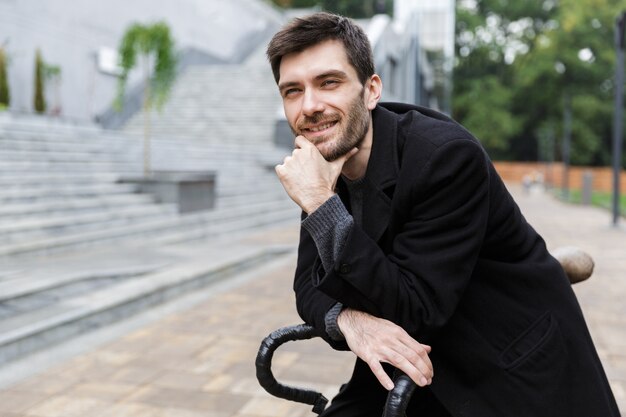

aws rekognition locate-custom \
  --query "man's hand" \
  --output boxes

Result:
[275,136,357,214]
[337,308,433,391]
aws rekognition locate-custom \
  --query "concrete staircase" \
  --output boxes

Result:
[0,116,297,258]
[122,61,282,144]
[0,117,299,364]
[0,37,301,365]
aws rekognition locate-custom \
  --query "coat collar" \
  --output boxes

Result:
[338,105,401,242]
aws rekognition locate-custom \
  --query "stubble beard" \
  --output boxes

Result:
[291,89,370,162]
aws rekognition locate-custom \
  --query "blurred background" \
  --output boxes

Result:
[0,1,624,416]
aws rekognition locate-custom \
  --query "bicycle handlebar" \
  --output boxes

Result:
[255,323,329,414]
[255,323,417,416]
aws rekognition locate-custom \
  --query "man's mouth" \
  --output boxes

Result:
[303,120,338,135]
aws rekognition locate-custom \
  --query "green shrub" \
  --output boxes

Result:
[0,48,9,109]
[34,49,46,113]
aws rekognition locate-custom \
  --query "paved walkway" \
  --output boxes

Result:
[0,185,623,416]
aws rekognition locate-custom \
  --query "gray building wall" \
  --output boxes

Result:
[0,0,282,122]
[363,14,435,107]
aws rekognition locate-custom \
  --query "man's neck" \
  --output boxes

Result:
[341,122,373,181]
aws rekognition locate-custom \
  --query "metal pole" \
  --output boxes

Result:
[548,124,555,189]
[562,91,572,201]
[613,11,625,226]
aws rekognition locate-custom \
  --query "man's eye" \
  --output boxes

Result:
[283,88,301,97]
[322,80,339,87]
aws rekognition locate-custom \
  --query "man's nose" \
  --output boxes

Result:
[301,89,325,116]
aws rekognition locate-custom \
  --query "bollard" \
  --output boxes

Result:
[581,171,593,205]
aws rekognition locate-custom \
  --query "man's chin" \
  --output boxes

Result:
[320,146,352,162]
[313,141,339,161]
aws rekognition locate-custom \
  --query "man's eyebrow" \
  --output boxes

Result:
[315,70,348,80]
[278,81,300,92]
[278,70,349,91]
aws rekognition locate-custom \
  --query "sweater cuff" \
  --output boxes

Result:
[301,194,351,242]
[301,194,353,277]
[324,302,345,341]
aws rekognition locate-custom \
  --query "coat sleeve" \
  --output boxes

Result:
[312,138,490,342]
[293,212,350,350]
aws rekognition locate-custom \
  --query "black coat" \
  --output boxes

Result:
[293,103,620,416]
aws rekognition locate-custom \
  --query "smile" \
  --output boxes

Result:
[303,121,337,134]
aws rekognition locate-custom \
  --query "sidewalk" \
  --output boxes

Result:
[0,185,623,416]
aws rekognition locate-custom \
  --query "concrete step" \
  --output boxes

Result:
[0,113,101,135]
[121,64,281,144]
[0,132,120,153]
[0,160,137,173]
[0,204,176,242]
[0,173,122,188]
[0,200,298,257]
[216,188,289,208]
[0,149,120,163]
[0,138,285,163]
[0,194,157,220]
[0,183,140,204]
[0,236,293,365]
[144,205,298,247]
[0,261,169,302]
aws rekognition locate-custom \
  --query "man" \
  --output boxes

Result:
[267,12,619,417]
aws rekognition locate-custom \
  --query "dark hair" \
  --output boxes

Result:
[266,12,375,85]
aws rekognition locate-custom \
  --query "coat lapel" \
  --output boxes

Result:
[360,106,400,243]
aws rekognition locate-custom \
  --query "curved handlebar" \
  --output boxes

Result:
[255,323,329,414]
[255,323,417,416]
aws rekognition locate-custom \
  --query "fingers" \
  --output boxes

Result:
[385,345,433,387]
[294,135,311,150]
[384,325,433,381]
[343,147,359,160]
[274,155,290,178]
[366,360,395,391]
[398,338,434,378]
[328,147,358,171]
[364,345,432,390]
[338,309,434,390]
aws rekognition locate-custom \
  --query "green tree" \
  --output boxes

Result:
[454,0,624,166]
[33,49,46,114]
[454,75,519,154]
[0,47,9,110]
[116,21,176,176]
[513,0,623,165]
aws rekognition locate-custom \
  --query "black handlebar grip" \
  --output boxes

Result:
[383,373,418,417]
[255,323,329,415]
[256,324,418,416]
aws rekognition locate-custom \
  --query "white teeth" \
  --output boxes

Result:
[309,122,334,132]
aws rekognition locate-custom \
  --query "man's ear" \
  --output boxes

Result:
[365,74,382,110]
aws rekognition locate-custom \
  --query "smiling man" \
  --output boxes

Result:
[266,12,619,417]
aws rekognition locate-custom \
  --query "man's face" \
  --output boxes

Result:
[278,40,373,161]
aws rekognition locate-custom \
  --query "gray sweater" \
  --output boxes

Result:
[301,177,365,340]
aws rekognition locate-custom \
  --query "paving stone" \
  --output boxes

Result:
[237,396,311,417]
[106,365,163,385]
[64,382,142,402]
[11,374,77,396]
[131,386,250,414]
[0,389,51,413]
[24,395,112,417]
[202,373,235,393]
[151,370,210,391]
